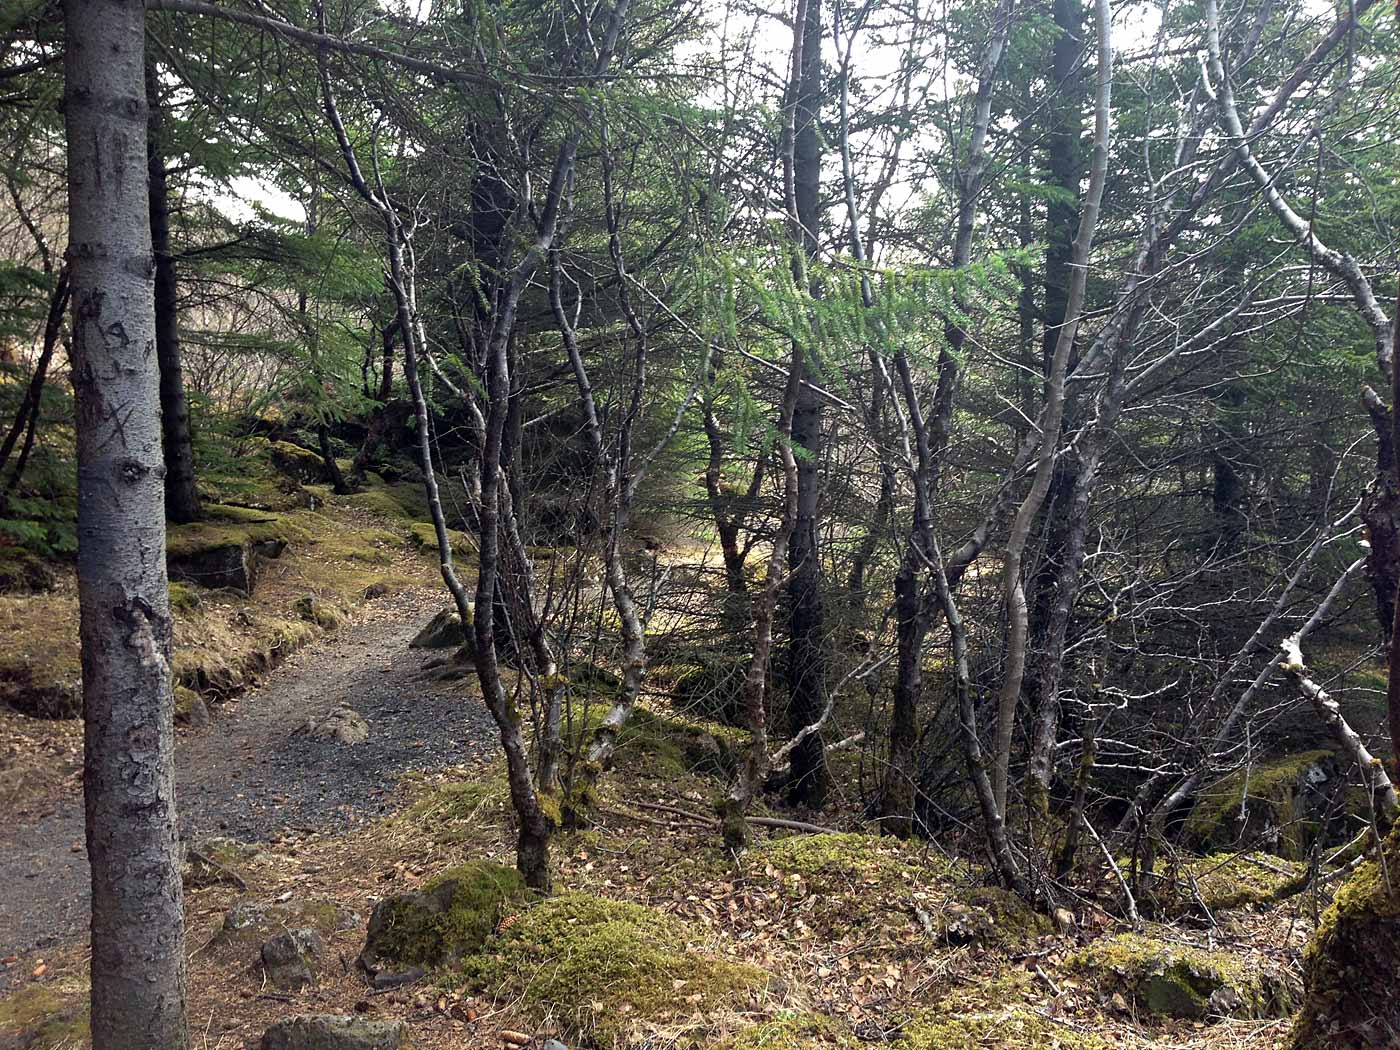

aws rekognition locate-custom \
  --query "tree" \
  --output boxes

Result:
[63,0,189,1047]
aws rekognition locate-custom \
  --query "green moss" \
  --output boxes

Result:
[1183,750,1337,860]
[756,833,918,890]
[1181,853,1305,912]
[266,439,328,482]
[897,1007,1109,1050]
[309,526,403,565]
[0,982,89,1049]
[167,581,202,612]
[1291,827,1400,1047]
[409,521,474,559]
[166,504,310,559]
[294,595,345,629]
[369,861,530,967]
[458,893,768,1048]
[1065,932,1294,1021]
[719,1011,858,1049]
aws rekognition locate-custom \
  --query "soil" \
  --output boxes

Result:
[0,588,496,983]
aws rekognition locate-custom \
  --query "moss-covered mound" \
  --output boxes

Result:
[1065,932,1296,1021]
[897,1007,1109,1050]
[360,861,530,971]
[1290,830,1400,1048]
[459,893,769,1048]
[939,885,1051,950]
[670,651,752,726]
[756,833,921,892]
[0,981,89,1050]
[1182,750,1339,860]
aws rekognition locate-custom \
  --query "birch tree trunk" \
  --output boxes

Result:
[65,1,190,1045]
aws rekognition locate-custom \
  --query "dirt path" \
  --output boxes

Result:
[0,589,496,977]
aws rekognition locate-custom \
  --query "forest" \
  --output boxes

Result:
[2,0,1400,1046]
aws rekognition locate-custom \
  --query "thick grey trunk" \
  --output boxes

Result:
[64,2,189,1046]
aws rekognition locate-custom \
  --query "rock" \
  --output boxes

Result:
[1183,749,1343,860]
[217,898,353,949]
[261,928,325,990]
[362,580,392,600]
[299,706,369,745]
[259,1015,407,1050]
[174,686,211,728]
[409,608,469,649]
[542,1041,569,1050]
[358,861,528,974]
[169,541,257,594]
[1066,932,1297,1022]
[267,440,330,484]
[0,666,82,719]
[938,886,1051,950]
[184,837,258,889]
[295,596,345,629]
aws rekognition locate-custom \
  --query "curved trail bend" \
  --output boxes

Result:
[0,589,494,977]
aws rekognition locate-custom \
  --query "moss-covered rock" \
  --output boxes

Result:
[940,885,1051,950]
[671,651,752,726]
[294,595,345,629]
[1178,852,1305,913]
[458,893,769,1048]
[1290,829,1400,1048]
[0,981,89,1049]
[267,440,329,484]
[409,607,469,649]
[756,833,919,891]
[359,861,529,972]
[1182,750,1340,860]
[1065,932,1296,1021]
[408,521,473,559]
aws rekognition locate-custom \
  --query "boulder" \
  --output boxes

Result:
[1066,932,1297,1021]
[267,440,330,485]
[358,861,528,975]
[299,706,369,746]
[217,898,354,949]
[261,928,325,990]
[1183,750,1342,860]
[168,540,257,594]
[409,608,469,650]
[260,1015,407,1050]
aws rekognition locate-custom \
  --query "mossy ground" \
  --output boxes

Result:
[1,479,435,720]
[0,980,89,1049]
[455,893,771,1048]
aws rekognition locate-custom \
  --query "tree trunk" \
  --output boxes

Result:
[145,58,202,524]
[785,0,828,809]
[0,267,68,497]
[64,2,190,1046]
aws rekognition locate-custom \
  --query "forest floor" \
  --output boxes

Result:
[0,479,1327,1050]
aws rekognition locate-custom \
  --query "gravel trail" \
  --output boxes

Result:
[0,589,493,978]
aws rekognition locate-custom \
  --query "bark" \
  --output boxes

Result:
[784,0,828,809]
[0,267,68,495]
[1281,628,1398,823]
[145,59,202,524]
[992,0,1112,816]
[64,1,189,1046]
